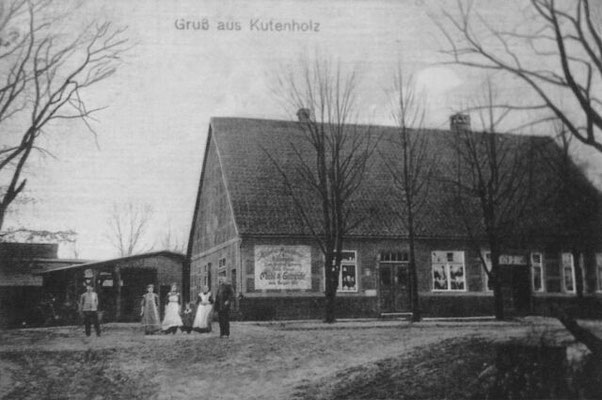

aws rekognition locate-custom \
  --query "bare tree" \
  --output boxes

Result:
[156,222,186,254]
[0,0,128,229]
[268,57,377,323]
[436,0,602,152]
[105,202,153,257]
[448,80,537,320]
[382,68,435,322]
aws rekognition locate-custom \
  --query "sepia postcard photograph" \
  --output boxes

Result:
[1,0,602,399]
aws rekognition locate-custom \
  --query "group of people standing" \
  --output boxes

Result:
[140,280,234,338]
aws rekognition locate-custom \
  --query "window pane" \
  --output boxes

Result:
[341,265,357,291]
[433,264,448,290]
[563,266,574,292]
[341,251,355,262]
[532,266,542,292]
[381,268,391,286]
[449,264,465,290]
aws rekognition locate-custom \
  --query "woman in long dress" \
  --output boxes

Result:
[162,283,183,334]
[140,284,161,335]
[193,286,213,333]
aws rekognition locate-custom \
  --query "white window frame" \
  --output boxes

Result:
[431,251,467,292]
[597,253,602,293]
[481,251,493,292]
[337,250,358,293]
[531,252,545,293]
[562,252,576,294]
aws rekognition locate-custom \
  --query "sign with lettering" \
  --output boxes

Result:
[254,245,311,290]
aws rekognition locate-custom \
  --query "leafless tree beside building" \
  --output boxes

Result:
[0,0,128,230]
[447,81,538,321]
[382,68,436,322]
[268,56,378,323]
[436,0,602,153]
[105,202,154,257]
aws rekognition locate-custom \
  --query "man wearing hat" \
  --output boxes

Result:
[79,284,101,337]
[214,278,234,338]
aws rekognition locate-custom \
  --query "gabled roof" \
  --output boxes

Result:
[207,117,594,240]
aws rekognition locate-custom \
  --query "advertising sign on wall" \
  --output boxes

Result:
[254,245,311,290]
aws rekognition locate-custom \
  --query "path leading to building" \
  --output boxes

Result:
[0,317,593,400]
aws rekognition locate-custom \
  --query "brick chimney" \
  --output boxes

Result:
[450,113,470,132]
[296,108,313,122]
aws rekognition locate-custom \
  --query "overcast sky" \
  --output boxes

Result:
[4,0,602,259]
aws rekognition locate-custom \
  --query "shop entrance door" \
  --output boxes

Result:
[379,263,410,313]
[499,265,531,315]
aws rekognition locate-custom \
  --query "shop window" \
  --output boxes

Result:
[432,251,466,291]
[597,254,602,292]
[531,252,544,292]
[338,251,357,292]
[562,253,575,293]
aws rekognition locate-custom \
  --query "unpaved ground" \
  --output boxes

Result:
[0,317,593,399]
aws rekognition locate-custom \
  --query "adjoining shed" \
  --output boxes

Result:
[40,251,186,322]
[0,242,82,328]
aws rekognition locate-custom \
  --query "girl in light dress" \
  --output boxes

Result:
[193,286,213,333]
[162,283,183,334]
[140,284,161,335]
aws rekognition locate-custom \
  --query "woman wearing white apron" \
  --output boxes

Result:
[162,283,183,334]
[193,286,213,333]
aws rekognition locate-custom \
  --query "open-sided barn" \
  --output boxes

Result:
[40,251,185,322]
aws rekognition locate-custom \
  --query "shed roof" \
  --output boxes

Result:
[40,251,186,274]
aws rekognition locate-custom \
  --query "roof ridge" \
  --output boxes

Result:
[209,116,554,140]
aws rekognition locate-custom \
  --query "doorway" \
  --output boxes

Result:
[120,268,157,321]
[378,263,410,313]
[499,265,531,314]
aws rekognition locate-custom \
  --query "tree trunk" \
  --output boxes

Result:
[492,274,505,320]
[324,274,337,323]
[114,267,122,321]
[554,305,602,357]
[408,225,421,322]
[0,205,6,232]
[324,253,337,323]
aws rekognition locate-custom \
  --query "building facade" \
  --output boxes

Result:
[187,116,602,320]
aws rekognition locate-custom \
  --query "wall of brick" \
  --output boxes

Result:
[238,296,379,321]
[189,234,602,320]
[190,241,240,302]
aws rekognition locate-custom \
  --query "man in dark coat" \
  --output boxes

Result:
[214,278,234,338]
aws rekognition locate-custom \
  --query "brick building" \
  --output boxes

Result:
[186,115,602,320]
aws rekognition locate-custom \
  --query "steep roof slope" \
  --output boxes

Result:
[209,117,595,241]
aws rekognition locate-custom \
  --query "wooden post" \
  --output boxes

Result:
[114,266,122,321]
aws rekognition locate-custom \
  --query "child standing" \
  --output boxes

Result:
[180,302,195,334]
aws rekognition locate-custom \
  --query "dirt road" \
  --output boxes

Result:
[0,318,584,399]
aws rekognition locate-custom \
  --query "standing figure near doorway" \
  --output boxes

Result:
[215,279,234,338]
[79,284,101,337]
[140,284,161,335]
[192,286,213,333]
[162,283,183,334]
